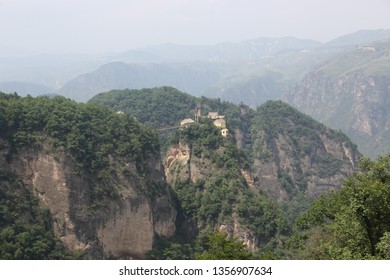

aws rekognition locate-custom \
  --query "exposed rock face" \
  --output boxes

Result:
[284,65,390,158]
[248,101,361,202]
[219,217,258,251]
[163,101,361,251]
[0,140,176,259]
[165,142,191,182]
[252,131,360,202]
[164,142,259,250]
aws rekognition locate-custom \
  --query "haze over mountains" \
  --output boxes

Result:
[1,29,389,95]
[1,29,390,157]
[285,39,390,158]
[2,28,390,260]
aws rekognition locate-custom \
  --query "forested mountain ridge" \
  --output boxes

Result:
[90,86,198,128]
[59,62,223,102]
[248,100,360,202]
[91,87,361,202]
[0,92,176,259]
[163,118,290,256]
[2,30,390,110]
[57,35,355,104]
[2,88,390,259]
[91,87,361,257]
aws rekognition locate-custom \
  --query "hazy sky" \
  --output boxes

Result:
[1,0,390,55]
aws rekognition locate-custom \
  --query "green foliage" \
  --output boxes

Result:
[168,118,290,256]
[89,87,250,151]
[296,192,339,230]
[89,86,198,128]
[278,169,296,195]
[181,119,222,151]
[147,231,254,260]
[1,94,159,167]
[236,189,291,243]
[376,232,390,259]
[195,231,253,260]
[172,121,241,228]
[295,154,390,259]
[146,236,194,260]
[0,93,160,201]
[0,175,83,259]
[249,100,358,202]
[251,101,353,163]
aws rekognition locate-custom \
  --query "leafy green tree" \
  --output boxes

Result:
[296,154,390,259]
[195,231,253,260]
[0,175,82,259]
[146,236,194,260]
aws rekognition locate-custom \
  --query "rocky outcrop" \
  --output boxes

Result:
[164,142,212,184]
[253,131,359,201]
[0,139,176,259]
[284,48,390,158]
[164,143,191,182]
[164,141,259,250]
[249,101,361,202]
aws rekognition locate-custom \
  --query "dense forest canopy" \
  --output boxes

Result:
[0,92,159,172]
[90,87,198,128]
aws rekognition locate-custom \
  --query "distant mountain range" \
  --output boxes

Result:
[0,81,55,97]
[1,29,389,97]
[56,29,390,104]
[2,29,390,157]
[325,29,390,47]
[284,39,390,158]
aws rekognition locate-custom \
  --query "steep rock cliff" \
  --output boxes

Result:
[164,142,260,249]
[163,120,289,251]
[284,41,390,157]
[249,101,361,202]
[86,87,363,254]
[0,94,176,259]
[0,138,176,260]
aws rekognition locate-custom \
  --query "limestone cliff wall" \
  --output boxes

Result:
[251,130,360,202]
[0,140,176,259]
[284,68,390,157]
[164,142,259,250]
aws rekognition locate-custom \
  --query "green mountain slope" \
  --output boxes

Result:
[90,86,198,128]
[291,154,390,259]
[164,118,290,257]
[1,87,370,259]
[249,101,360,204]
[91,87,361,255]
[0,174,78,259]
